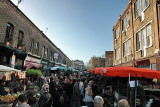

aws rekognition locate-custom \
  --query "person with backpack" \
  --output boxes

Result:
[52,84,67,107]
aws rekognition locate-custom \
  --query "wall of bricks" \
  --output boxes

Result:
[0,0,72,66]
[113,0,159,68]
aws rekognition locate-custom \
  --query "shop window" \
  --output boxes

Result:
[17,30,24,47]
[151,64,156,70]
[5,23,14,43]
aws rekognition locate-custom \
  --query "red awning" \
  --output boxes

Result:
[87,66,160,80]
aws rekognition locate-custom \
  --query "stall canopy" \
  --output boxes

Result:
[87,66,160,80]
[0,65,20,72]
[51,66,71,71]
[25,62,42,70]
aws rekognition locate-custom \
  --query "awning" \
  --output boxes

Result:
[0,42,27,60]
[25,62,42,70]
[0,65,20,72]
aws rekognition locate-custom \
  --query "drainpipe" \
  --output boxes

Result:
[130,1,135,67]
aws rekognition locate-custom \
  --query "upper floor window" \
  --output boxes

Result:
[35,42,39,55]
[5,23,14,43]
[134,0,150,19]
[122,11,130,31]
[50,51,53,61]
[115,26,120,40]
[42,46,45,58]
[115,46,120,60]
[123,38,131,57]
[136,24,152,51]
[30,38,34,53]
[17,30,24,47]
[45,48,48,59]
[136,32,141,51]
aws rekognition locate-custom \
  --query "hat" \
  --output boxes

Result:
[0,79,6,83]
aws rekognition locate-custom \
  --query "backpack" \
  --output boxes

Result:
[59,92,64,105]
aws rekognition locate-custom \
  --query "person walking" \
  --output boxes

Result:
[118,99,130,107]
[15,94,30,107]
[72,79,81,107]
[38,84,53,107]
[93,96,104,107]
[83,81,94,107]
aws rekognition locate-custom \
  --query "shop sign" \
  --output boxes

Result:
[25,56,40,63]
[11,54,16,68]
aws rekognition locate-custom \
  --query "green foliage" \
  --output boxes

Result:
[27,69,42,77]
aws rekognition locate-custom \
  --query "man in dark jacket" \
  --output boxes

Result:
[72,79,81,107]
[0,79,9,96]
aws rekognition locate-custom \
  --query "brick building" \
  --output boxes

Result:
[0,0,72,70]
[105,51,113,67]
[113,0,160,70]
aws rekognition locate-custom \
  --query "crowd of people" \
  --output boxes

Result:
[0,71,130,107]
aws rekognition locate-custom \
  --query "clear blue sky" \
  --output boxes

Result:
[11,0,128,64]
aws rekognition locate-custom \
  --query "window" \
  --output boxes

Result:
[35,42,39,55]
[136,32,141,51]
[146,24,151,47]
[136,24,152,51]
[17,30,24,47]
[42,46,45,58]
[123,38,131,57]
[115,26,120,40]
[134,0,150,19]
[115,46,120,60]
[50,51,53,61]
[30,38,34,53]
[122,11,130,31]
[45,48,48,59]
[5,23,14,43]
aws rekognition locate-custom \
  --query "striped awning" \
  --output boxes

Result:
[25,62,42,70]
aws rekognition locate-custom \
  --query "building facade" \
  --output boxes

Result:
[113,0,160,70]
[105,51,113,67]
[0,0,72,70]
[72,60,84,71]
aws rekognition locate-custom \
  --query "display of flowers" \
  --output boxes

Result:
[0,95,16,103]
[0,93,21,104]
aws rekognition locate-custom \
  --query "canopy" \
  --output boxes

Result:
[51,66,71,71]
[87,66,160,80]
[0,65,20,72]
[25,62,42,70]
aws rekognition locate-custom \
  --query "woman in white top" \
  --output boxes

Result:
[83,81,94,107]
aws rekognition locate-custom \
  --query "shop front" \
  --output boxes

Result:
[0,42,27,69]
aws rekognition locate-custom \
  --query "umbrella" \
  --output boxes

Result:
[0,65,20,72]
[88,66,160,80]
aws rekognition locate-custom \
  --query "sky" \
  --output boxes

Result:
[11,0,128,64]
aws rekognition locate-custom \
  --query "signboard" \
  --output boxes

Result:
[11,54,16,68]
[54,53,59,59]
[129,80,139,87]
